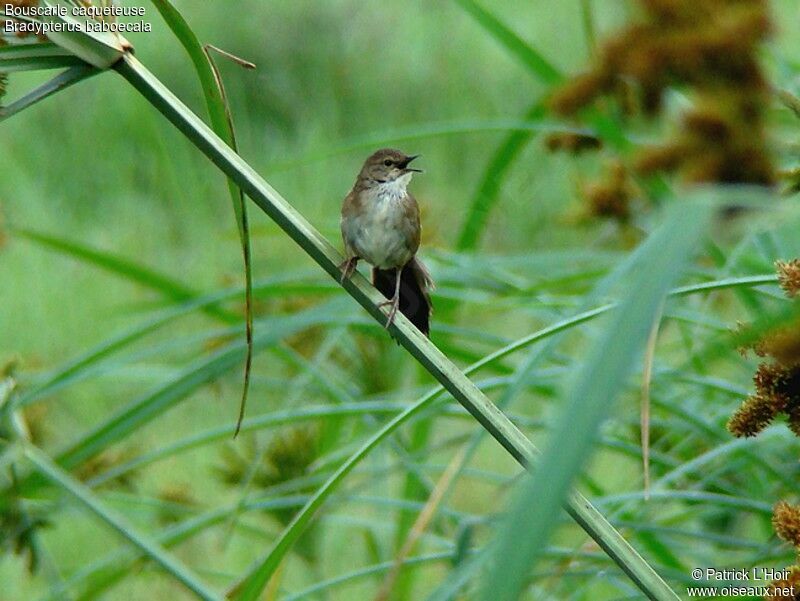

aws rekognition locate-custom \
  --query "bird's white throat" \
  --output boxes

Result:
[376,172,413,201]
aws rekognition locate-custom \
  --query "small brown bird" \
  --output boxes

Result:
[340,148,434,335]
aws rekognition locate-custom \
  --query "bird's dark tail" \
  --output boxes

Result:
[373,257,434,336]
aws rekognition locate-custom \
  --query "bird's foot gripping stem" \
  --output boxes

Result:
[377,267,403,329]
[377,294,401,329]
[339,257,358,283]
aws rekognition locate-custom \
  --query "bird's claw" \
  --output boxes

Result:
[378,297,400,329]
[339,257,358,283]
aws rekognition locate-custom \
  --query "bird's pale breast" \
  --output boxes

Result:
[341,185,419,269]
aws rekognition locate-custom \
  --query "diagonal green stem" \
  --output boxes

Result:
[114,52,678,600]
[0,65,97,121]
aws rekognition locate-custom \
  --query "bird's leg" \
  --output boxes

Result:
[377,266,403,328]
[339,256,358,283]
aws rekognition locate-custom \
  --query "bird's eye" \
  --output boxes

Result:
[383,159,393,167]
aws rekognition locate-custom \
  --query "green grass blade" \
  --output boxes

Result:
[597,490,773,515]
[22,443,222,601]
[451,0,562,85]
[671,274,777,296]
[7,307,345,501]
[480,199,716,601]
[58,494,465,601]
[283,552,458,601]
[49,307,339,476]
[14,289,239,409]
[0,42,73,60]
[456,101,547,250]
[425,550,487,601]
[16,258,759,436]
[148,0,255,434]
[51,499,301,600]
[0,42,84,72]
[450,0,564,250]
[226,378,488,598]
[0,65,96,121]
[53,342,247,472]
[268,118,592,172]
[580,0,596,53]
[13,226,239,323]
[13,270,340,410]
[88,401,414,487]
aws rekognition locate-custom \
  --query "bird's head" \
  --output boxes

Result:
[358,148,422,184]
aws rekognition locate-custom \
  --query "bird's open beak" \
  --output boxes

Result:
[402,155,422,173]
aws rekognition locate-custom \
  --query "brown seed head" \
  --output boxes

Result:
[552,0,774,186]
[550,72,609,116]
[544,132,602,154]
[774,501,800,548]
[727,392,779,437]
[753,325,800,367]
[765,565,800,600]
[581,161,633,222]
[752,362,800,409]
[777,260,800,298]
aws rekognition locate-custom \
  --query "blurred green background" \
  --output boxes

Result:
[3,1,800,599]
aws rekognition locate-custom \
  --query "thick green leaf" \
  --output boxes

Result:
[480,199,715,601]
[38,3,128,68]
